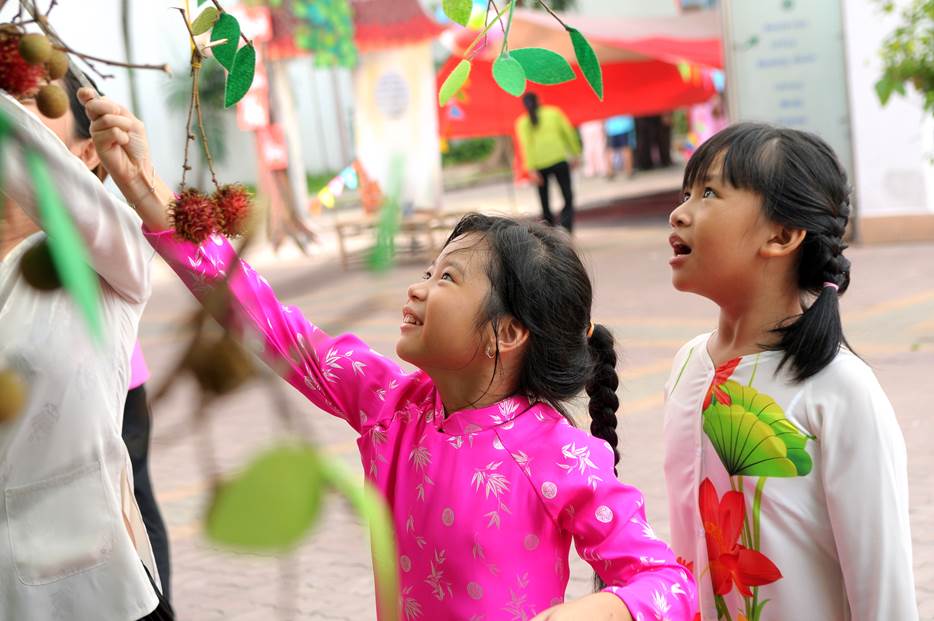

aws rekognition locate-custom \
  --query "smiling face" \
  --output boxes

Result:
[396,233,495,374]
[667,155,774,304]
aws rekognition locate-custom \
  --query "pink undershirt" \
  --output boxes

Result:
[128,342,149,390]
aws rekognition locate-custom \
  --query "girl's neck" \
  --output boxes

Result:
[431,366,518,416]
[710,279,801,367]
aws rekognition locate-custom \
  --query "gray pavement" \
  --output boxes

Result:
[139,214,934,620]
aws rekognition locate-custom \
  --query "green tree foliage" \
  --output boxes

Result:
[875,0,934,114]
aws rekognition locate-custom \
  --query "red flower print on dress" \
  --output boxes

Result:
[699,478,781,597]
[703,357,741,410]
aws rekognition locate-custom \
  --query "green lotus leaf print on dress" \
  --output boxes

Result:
[703,381,812,477]
[719,381,813,476]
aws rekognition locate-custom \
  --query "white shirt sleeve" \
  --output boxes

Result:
[811,354,918,621]
[0,93,151,304]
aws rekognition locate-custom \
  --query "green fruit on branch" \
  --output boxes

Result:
[17,33,52,65]
[0,368,27,423]
[36,83,68,118]
[19,239,62,291]
[188,334,255,395]
[46,50,68,80]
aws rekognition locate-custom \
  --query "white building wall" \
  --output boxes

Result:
[842,0,932,218]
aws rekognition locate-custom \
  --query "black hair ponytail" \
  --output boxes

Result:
[683,123,854,382]
[772,202,852,382]
[587,324,620,593]
[522,92,540,127]
[586,323,620,474]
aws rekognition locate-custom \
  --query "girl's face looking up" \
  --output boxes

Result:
[397,233,497,375]
[668,157,780,305]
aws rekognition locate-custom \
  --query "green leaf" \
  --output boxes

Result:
[442,0,472,27]
[876,75,896,105]
[225,44,256,107]
[704,381,814,478]
[211,12,240,71]
[568,26,603,100]
[191,6,220,36]
[703,403,798,477]
[492,55,527,97]
[511,47,575,85]
[24,150,102,340]
[206,444,325,552]
[439,59,471,106]
[321,460,399,621]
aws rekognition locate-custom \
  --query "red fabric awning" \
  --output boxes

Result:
[351,0,444,51]
[439,56,717,139]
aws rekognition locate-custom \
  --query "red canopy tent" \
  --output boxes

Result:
[438,8,723,139]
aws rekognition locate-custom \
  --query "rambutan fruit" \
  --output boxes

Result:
[169,188,217,244]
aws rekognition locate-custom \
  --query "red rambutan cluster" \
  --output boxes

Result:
[0,32,45,97]
[212,184,251,237]
[170,185,253,244]
[170,188,216,244]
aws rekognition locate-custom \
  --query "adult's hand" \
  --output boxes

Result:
[79,89,151,196]
[79,88,171,231]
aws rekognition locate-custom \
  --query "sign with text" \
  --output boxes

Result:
[722,0,853,174]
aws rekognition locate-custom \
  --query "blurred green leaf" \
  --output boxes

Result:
[25,150,102,340]
[492,55,527,97]
[568,26,603,100]
[206,444,325,552]
[211,13,241,71]
[439,59,471,106]
[225,44,256,107]
[511,47,575,85]
[321,460,399,621]
[191,6,220,35]
[442,0,472,26]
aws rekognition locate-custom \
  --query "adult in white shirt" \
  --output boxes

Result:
[0,73,171,620]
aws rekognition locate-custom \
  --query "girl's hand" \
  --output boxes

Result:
[531,592,633,621]
[78,88,153,202]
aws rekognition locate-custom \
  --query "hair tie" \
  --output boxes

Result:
[587,321,595,339]
[823,282,839,292]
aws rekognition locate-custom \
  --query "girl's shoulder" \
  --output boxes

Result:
[665,332,714,388]
[676,332,714,360]
[498,403,617,472]
[800,346,878,392]
[798,347,898,432]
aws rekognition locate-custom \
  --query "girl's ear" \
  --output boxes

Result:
[495,316,530,357]
[73,137,101,172]
[761,225,806,259]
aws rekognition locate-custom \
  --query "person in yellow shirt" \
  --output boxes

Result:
[515,92,582,232]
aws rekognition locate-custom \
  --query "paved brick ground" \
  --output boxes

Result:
[138,216,934,620]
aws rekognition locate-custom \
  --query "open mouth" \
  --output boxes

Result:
[402,311,423,326]
[669,235,692,257]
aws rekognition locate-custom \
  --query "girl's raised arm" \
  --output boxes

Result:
[84,91,414,434]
